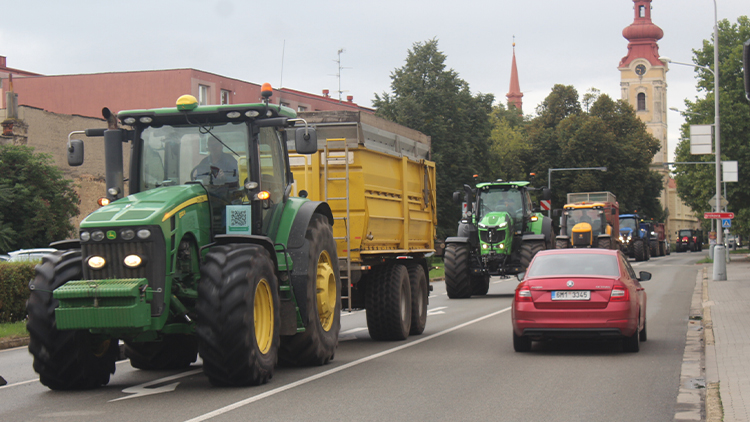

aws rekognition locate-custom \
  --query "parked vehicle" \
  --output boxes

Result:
[6,248,57,262]
[444,179,553,298]
[619,214,650,261]
[512,248,650,353]
[555,192,619,250]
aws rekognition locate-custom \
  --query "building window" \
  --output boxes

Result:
[637,93,646,111]
[199,85,209,105]
[280,101,291,108]
[639,5,645,17]
[220,90,230,105]
[298,105,308,112]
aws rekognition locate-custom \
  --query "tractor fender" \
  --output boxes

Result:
[556,235,570,241]
[212,234,278,269]
[522,234,546,242]
[286,201,334,326]
[445,236,470,244]
[50,239,82,251]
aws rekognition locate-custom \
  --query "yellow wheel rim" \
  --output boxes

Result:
[254,278,274,354]
[92,339,111,358]
[316,250,337,331]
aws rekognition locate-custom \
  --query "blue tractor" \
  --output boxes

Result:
[619,214,650,261]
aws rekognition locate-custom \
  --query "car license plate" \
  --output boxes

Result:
[551,290,591,300]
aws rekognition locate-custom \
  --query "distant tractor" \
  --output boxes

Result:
[676,229,703,252]
[619,214,650,261]
[444,179,554,298]
[555,192,619,250]
[640,219,667,256]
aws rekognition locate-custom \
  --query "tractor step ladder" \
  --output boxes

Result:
[323,138,352,312]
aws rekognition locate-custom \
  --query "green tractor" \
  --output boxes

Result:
[443,180,554,298]
[26,86,341,389]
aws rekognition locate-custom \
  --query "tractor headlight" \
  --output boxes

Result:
[482,243,489,249]
[80,231,90,242]
[88,256,106,269]
[121,229,135,240]
[123,254,143,268]
[136,229,151,240]
[91,231,105,241]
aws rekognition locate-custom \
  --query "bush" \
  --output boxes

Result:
[0,262,36,323]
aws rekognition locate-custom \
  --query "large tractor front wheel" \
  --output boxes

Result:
[471,274,491,296]
[444,243,472,298]
[197,244,280,386]
[279,214,340,366]
[26,250,118,390]
[597,237,612,250]
[555,239,570,249]
[366,264,412,340]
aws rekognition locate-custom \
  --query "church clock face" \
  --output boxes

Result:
[635,64,647,76]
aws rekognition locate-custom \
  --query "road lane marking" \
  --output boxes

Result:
[427,306,447,315]
[0,378,37,390]
[184,306,512,422]
[340,327,368,335]
[109,368,203,402]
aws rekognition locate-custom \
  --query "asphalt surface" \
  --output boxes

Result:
[0,251,702,422]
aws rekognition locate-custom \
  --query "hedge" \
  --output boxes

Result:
[0,262,36,323]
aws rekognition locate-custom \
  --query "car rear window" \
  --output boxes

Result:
[527,253,620,278]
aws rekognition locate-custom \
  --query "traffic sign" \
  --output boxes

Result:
[708,194,729,209]
[722,219,732,228]
[540,200,551,211]
[704,212,734,219]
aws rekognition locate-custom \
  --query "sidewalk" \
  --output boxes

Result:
[705,252,750,422]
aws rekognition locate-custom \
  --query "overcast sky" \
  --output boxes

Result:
[1,0,747,160]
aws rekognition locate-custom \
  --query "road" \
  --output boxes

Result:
[0,251,705,422]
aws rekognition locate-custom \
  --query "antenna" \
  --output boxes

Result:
[332,48,352,102]
[280,40,286,89]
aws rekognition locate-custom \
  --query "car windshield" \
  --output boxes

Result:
[620,217,637,230]
[477,187,522,221]
[679,230,692,237]
[565,208,605,236]
[139,122,249,191]
[527,253,620,278]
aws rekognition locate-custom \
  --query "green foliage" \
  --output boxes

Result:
[0,321,28,339]
[0,262,35,323]
[525,86,664,221]
[0,144,80,253]
[373,39,494,238]
[674,16,750,239]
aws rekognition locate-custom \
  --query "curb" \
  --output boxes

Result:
[0,336,29,351]
[674,268,706,421]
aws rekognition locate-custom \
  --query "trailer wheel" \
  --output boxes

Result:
[279,213,340,366]
[365,264,412,340]
[471,274,491,296]
[596,238,611,249]
[125,335,198,370]
[520,240,545,270]
[197,244,279,386]
[407,264,428,335]
[555,239,569,249]
[444,243,472,298]
[26,250,118,390]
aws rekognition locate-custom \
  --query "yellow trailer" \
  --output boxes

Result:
[290,111,436,340]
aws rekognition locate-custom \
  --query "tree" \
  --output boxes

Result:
[373,39,494,238]
[0,144,80,253]
[673,16,750,239]
[525,86,663,222]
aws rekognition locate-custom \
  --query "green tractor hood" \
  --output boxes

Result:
[478,211,512,253]
[80,184,208,228]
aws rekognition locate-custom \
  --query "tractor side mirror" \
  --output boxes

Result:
[295,127,318,155]
[67,139,84,166]
[453,191,462,204]
[542,188,551,200]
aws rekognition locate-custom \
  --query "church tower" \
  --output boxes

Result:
[618,0,698,239]
[506,41,523,113]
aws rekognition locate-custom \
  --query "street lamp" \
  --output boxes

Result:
[658,0,725,280]
[547,167,607,217]
[668,107,705,117]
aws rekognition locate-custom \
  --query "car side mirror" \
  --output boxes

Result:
[295,127,318,154]
[67,139,84,166]
[638,271,651,281]
[516,272,525,282]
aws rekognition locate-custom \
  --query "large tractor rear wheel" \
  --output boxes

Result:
[596,238,612,249]
[444,243,472,298]
[125,335,198,370]
[26,250,118,390]
[519,240,545,270]
[197,244,280,386]
[407,263,428,335]
[279,214,340,366]
[366,264,412,340]
[471,274,491,296]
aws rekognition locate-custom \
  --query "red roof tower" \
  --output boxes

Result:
[506,42,523,113]
[619,0,664,67]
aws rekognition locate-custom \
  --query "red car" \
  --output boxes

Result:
[512,248,650,353]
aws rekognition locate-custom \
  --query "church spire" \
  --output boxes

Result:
[506,38,523,113]
[619,0,664,67]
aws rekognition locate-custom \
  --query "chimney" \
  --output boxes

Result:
[322,89,330,98]
[0,56,6,68]
[346,95,353,103]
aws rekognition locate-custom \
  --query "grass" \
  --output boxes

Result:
[0,321,28,340]
[429,258,444,280]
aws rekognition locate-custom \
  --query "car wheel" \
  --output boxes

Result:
[513,331,531,352]
[639,318,647,342]
[623,321,640,353]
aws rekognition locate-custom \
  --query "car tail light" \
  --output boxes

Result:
[610,283,630,302]
[515,284,533,302]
